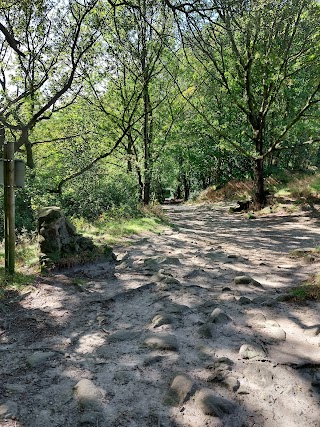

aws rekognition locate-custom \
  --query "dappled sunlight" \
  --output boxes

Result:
[1,203,319,426]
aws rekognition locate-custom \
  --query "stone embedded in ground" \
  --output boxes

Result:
[195,388,236,417]
[304,326,320,337]
[239,343,267,359]
[249,312,266,323]
[74,379,103,411]
[264,326,286,342]
[244,365,274,388]
[252,295,276,306]
[165,302,190,314]
[143,333,178,351]
[265,320,280,327]
[198,324,213,338]
[107,330,141,342]
[276,294,292,302]
[26,351,56,368]
[159,256,182,266]
[208,308,231,323]
[234,276,252,285]
[163,373,194,406]
[312,373,320,386]
[163,276,181,285]
[218,293,236,302]
[196,344,216,360]
[238,296,252,305]
[208,357,234,373]
[152,312,174,328]
[223,376,240,392]
[0,401,18,420]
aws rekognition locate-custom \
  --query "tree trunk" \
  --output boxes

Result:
[254,158,266,208]
[183,174,190,201]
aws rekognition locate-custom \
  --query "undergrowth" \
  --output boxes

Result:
[0,204,168,297]
[289,273,320,302]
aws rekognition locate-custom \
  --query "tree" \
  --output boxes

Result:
[0,0,100,164]
[182,0,320,206]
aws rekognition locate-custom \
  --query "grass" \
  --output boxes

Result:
[0,267,36,300]
[0,206,168,298]
[289,273,320,302]
[73,204,168,246]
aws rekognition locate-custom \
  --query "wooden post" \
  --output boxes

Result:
[3,142,15,274]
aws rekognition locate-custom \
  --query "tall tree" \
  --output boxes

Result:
[182,0,320,206]
[0,0,100,165]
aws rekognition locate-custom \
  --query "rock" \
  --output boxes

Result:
[208,308,231,323]
[276,294,292,302]
[107,330,141,342]
[249,312,266,323]
[152,313,174,327]
[143,258,160,270]
[195,388,236,417]
[198,324,213,338]
[238,296,252,305]
[225,376,240,391]
[163,276,181,285]
[234,276,263,288]
[218,293,236,302]
[252,295,276,306]
[163,374,194,406]
[159,256,182,266]
[0,401,18,420]
[196,344,216,360]
[311,373,320,386]
[244,365,274,387]
[143,333,178,351]
[38,206,105,268]
[26,351,56,368]
[234,276,252,285]
[239,343,267,359]
[222,287,232,292]
[304,326,320,337]
[74,379,103,411]
[265,320,280,327]
[208,357,234,372]
[264,326,286,342]
[165,302,190,314]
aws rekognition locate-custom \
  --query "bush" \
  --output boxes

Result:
[60,170,140,221]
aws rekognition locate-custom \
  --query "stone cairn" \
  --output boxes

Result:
[38,206,95,269]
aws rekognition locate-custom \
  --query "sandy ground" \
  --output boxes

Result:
[0,202,320,427]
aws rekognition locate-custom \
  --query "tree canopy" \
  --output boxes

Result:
[0,0,319,234]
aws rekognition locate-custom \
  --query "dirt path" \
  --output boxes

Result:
[1,203,320,427]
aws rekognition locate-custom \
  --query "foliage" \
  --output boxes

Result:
[289,274,320,302]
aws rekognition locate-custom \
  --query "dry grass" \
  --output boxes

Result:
[198,180,254,202]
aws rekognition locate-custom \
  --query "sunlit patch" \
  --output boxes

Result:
[75,332,106,354]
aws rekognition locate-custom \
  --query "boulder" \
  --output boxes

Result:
[38,206,112,269]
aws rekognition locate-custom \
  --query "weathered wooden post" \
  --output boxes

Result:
[3,142,15,274]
